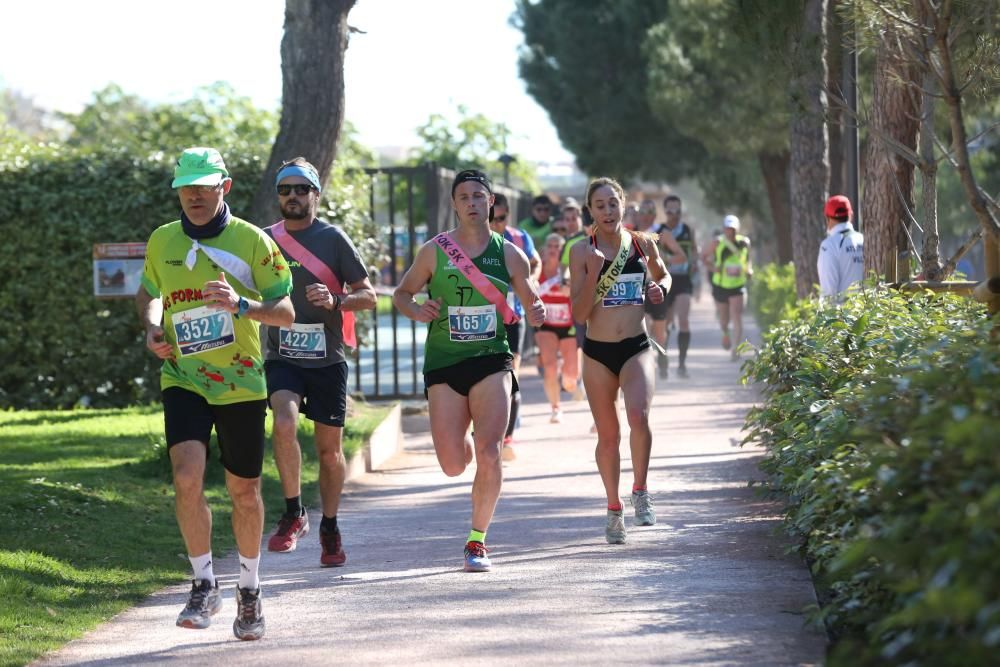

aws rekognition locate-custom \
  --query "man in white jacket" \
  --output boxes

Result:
[817,195,864,302]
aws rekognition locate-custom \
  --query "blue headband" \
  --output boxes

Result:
[275,165,321,192]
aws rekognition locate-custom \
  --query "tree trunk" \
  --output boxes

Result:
[919,87,941,279]
[861,27,921,283]
[788,0,830,297]
[250,0,357,227]
[758,150,793,264]
[918,3,942,281]
[826,0,844,196]
[930,0,1000,240]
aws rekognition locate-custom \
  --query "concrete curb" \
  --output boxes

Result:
[362,401,403,473]
[343,401,401,481]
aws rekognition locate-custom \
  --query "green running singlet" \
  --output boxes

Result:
[423,232,511,373]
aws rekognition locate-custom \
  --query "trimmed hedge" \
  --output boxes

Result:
[743,289,999,665]
[0,144,375,409]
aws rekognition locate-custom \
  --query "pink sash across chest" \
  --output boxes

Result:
[432,232,519,325]
[269,221,357,349]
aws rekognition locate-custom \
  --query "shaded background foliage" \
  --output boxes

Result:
[514,0,708,183]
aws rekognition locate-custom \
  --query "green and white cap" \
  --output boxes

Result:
[171,147,229,188]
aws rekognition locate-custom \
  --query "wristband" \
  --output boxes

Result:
[235,296,250,318]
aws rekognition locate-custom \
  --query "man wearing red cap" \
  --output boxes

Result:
[818,195,864,302]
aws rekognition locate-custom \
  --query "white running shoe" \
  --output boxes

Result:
[606,509,627,544]
[631,490,657,526]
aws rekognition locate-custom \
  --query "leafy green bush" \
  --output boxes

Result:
[743,288,998,665]
[748,261,800,334]
[0,141,376,410]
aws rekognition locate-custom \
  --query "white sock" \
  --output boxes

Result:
[188,552,215,586]
[238,553,260,590]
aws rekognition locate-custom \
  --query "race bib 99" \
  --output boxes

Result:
[602,273,644,307]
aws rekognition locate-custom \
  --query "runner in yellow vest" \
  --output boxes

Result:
[702,215,752,360]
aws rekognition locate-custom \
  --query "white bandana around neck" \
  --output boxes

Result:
[184,240,257,293]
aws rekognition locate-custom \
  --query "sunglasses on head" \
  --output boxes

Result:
[276,184,315,196]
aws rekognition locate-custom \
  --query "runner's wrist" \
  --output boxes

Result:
[233,296,251,318]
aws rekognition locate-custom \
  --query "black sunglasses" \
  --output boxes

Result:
[493,214,508,222]
[276,184,315,196]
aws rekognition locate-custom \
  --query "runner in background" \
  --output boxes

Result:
[559,196,590,402]
[659,195,699,379]
[489,193,540,461]
[519,194,555,248]
[535,232,579,423]
[622,202,640,231]
[702,215,752,360]
[641,198,686,380]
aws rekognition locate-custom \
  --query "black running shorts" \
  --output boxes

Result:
[162,387,266,479]
[424,353,517,397]
[265,360,349,427]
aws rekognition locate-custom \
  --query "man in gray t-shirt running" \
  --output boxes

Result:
[261,157,376,567]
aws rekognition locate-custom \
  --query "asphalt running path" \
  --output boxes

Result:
[36,294,825,666]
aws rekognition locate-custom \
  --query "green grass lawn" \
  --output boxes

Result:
[0,400,391,667]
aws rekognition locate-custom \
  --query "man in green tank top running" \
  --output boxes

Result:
[393,170,545,573]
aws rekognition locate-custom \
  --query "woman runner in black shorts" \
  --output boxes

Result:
[569,177,671,545]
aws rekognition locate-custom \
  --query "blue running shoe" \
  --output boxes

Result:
[463,541,491,572]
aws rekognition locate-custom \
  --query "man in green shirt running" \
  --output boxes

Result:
[136,147,294,640]
[393,169,545,572]
[519,194,556,248]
